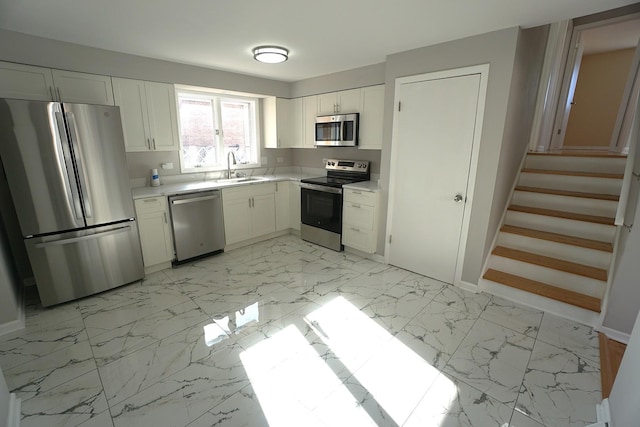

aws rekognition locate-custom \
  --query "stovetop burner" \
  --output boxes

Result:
[300,175,369,188]
[300,158,370,188]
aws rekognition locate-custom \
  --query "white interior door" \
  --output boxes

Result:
[388,72,482,284]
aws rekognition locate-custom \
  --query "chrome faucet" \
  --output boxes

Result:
[227,151,237,179]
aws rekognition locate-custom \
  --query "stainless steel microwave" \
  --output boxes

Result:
[315,113,359,147]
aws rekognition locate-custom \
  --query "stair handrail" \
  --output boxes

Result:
[615,98,640,228]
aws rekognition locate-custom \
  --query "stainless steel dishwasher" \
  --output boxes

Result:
[168,190,225,263]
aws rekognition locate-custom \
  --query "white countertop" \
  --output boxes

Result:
[343,180,381,192]
[131,173,316,199]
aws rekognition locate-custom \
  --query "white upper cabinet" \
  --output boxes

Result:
[290,97,304,148]
[113,78,179,152]
[359,85,385,150]
[317,88,361,115]
[0,61,114,105]
[303,95,318,148]
[50,69,114,105]
[0,62,55,101]
[263,97,292,148]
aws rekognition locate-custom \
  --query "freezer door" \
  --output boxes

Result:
[63,103,136,226]
[0,99,85,236]
[25,221,144,307]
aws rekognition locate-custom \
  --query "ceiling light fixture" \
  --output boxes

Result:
[253,46,289,64]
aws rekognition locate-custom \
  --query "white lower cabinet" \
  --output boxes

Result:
[342,188,379,253]
[222,183,276,245]
[290,182,301,231]
[134,197,174,268]
[275,181,291,231]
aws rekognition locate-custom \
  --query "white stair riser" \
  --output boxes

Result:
[479,278,600,326]
[488,255,606,298]
[524,156,626,174]
[497,232,611,269]
[512,191,618,217]
[504,210,616,242]
[518,173,622,196]
[504,211,616,243]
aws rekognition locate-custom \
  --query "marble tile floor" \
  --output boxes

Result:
[0,235,602,427]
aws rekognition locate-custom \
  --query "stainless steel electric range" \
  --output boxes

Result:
[300,159,370,251]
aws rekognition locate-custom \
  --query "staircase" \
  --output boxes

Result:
[481,152,627,324]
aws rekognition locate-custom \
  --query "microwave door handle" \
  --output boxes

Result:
[65,112,92,218]
[53,110,84,221]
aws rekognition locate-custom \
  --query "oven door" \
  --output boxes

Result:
[300,184,343,233]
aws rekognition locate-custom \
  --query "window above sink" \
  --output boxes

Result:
[176,86,261,173]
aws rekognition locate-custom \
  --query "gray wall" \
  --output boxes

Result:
[292,148,382,174]
[484,26,549,264]
[380,27,543,284]
[291,63,386,97]
[0,30,290,97]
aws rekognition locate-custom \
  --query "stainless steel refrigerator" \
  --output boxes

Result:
[0,99,144,307]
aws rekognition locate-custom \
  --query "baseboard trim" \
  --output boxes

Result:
[344,247,385,264]
[457,280,478,293]
[585,399,610,427]
[7,393,21,427]
[597,326,631,344]
[144,262,172,275]
[224,230,290,252]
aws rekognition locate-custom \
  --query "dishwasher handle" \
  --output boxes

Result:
[171,194,220,205]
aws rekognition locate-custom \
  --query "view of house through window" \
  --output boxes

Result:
[177,89,259,172]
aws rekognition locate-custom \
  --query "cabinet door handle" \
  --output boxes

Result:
[351,191,362,195]
[351,227,361,232]
[143,198,157,203]
[248,198,251,208]
[147,138,151,150]
[164,212,168,223]
[152,138,157,149]
[351,204,361,209]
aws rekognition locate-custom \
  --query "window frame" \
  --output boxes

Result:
[175,87,262,174]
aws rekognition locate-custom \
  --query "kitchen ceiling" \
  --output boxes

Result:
[0,0,637,82]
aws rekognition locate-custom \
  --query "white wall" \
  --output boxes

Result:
[608,309,640,426]
[603,181,640,335]
[380,26,548,284]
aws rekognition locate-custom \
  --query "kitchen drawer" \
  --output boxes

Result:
[343,202,374,230]
[135,197,167,214]
[344,188,376,206]
[343,225,375,253]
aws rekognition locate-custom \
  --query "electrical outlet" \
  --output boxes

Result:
[322,158,328,165]
[161,163,173,169]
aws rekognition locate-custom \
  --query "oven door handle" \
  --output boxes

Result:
[300,183,343,194]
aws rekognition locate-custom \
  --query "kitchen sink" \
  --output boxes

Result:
[216,176,268,184]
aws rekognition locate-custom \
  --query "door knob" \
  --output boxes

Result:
[454,194,464,203]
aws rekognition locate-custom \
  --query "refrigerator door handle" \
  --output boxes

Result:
[64,112,93,218]
[34,224,133,248]
[53,110,84,221]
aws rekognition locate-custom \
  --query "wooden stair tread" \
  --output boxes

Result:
[492,246,607,281]
[508,205,616,225]
[527,151,627,158]
[483,269,601,312]
[599,333,626,398]
[515,186,620,201]
[521,168,624,180]
[501,225,613,252]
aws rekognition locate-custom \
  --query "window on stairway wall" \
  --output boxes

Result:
[176,87,260,173]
